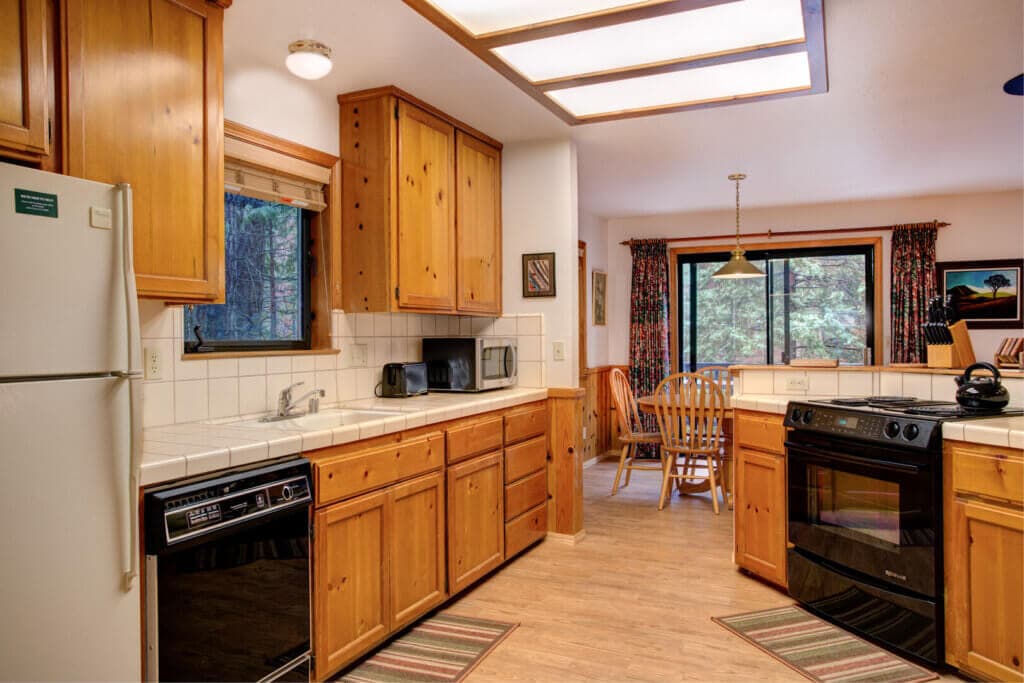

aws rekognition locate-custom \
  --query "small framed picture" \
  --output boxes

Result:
[522,252,556,298]
[592,270,607,326]
[936,259,1023,329]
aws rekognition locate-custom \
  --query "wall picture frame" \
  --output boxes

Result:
[522,252,556,298]
[592,270,607,326]
[936,258,1023,329]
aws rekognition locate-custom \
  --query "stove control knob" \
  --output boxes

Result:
[903,423,920,441]
[802,409,814,424]
[884,421,902,439]
[791,408,803,423]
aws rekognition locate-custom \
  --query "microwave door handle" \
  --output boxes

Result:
[785,442,923,475]
[504,346,514,377]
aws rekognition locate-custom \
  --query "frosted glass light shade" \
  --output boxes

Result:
[547,51,811,117]
[286,40,333,80]
[493,0,805,83]
[425,0,641,35]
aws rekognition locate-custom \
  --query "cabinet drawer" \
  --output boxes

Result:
[447,416,503,464]
[505,404,546,444]
[735,411,786,455]
[951,444,1023,504]
[504,470,547,521]
[505,502,546,558]
[504,436,547,483]
[316,433,444,506]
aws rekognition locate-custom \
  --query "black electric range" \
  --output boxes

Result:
[782,396,1021,668]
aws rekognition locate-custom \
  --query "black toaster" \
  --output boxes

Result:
[380,362,429,398]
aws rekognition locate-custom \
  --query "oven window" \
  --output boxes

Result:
[809,465,900,547]
[481,346,511,380]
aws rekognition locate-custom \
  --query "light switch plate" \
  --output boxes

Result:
[786,376,809,391]
[552,340,566,361]
[351,344,368,368]
[144,346,163,380]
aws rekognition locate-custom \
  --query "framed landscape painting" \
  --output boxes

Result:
[936,259,1023,329]
[522,252,556,297]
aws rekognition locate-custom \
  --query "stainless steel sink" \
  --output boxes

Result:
[232,408,406,431]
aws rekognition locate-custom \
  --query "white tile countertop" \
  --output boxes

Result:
[141,387,548,487]
[733,393,1024,449]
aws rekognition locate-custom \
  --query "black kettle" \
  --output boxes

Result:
[955,362,1010,413]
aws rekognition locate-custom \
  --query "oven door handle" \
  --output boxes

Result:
[785,442,924,474]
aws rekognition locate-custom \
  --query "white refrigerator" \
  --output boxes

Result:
[0,162,144,681]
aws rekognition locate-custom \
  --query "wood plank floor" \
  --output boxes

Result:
[443,458,959,682]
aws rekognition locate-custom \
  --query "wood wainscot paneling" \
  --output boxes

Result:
[582,366,628,464]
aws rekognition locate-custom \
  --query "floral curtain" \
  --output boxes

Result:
[891,225,938,363]
[629,239,670,451]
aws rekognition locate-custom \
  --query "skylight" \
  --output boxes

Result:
[547,51,811,117]
[404,0,827,124]
[492,0,805,84]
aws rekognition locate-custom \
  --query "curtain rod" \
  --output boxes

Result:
[618,220,950,246]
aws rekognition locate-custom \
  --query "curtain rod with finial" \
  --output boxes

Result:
[618,220,950,246]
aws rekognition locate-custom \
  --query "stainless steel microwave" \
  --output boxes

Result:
[422,337,517,392]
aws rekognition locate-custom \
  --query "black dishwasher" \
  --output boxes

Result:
[144,457,312,682]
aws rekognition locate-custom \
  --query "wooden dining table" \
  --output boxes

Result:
[636,395,734,505]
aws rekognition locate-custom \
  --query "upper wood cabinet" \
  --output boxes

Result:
[0,0,50,157]
[65,0,225,302]
[338,86,502,315]
[456,132,502,315]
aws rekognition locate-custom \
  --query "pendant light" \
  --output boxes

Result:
[286,40,333,80]
[712,173,766,279]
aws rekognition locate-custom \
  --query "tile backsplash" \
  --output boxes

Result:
[139,301,546,427]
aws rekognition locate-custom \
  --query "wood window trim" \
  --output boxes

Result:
[667,236,884,372]
[183,121,342,353]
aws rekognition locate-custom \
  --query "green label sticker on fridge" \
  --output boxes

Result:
[14,188,58,218]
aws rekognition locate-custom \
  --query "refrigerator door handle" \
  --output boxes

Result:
[119,183,143,591]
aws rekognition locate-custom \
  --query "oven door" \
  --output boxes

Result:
[477,339,516,389]
[786,437,939,598]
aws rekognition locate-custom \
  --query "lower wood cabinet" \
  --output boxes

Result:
[733,410,788,588]
[944,440,1024,682]
[447,451,504,595]
[314,471,445,680]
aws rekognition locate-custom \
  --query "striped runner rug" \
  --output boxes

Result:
[713,605,938,683]
[337,614,518,682]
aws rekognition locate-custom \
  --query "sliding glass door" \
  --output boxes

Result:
[677,245,875,371]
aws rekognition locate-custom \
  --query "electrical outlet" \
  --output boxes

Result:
[552,340,566,361]
[144,346,163,380]
[785,376,809,392]
[350,343,368,368]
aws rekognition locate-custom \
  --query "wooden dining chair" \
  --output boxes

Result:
[608,368,663,495]
[652,372,727,513]
[700,366,734,509]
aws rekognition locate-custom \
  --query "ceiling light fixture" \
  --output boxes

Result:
[712,173,766,279]
[285,40,333,80]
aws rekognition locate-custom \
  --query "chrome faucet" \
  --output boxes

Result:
[260,381,325,422]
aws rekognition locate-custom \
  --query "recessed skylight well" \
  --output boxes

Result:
[492,0,806,83]
[547,51,812,117]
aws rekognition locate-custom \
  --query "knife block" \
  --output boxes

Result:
[926,320,976,369]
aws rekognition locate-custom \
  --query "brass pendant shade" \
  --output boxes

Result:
[712,173,765,279]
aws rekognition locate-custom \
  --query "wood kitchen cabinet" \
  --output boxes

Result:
[64,0,225,302]
[944,440,1024,682]
[338,86,502,315]
[447,450,504,595]
[388,472,446,631]
[0,0,50,159]
[733,410,788,588]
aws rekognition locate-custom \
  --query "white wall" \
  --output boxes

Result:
[580,211,609,368]
[502,140,580,388]
[603,190,1024,366]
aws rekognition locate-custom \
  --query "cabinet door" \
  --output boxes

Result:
[948,498,1023,682]
[0,0,48,156]
[396,101,455,311]
[65,0,224,302]
[455,132,501,314]
[734,446,787,587]
[314,490,390,680]
[389,472,446,630]
[447,450,504,595]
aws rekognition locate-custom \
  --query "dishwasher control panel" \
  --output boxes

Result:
[144,458,311,551]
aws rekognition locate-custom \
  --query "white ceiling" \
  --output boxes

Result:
[224,0,1024,219]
